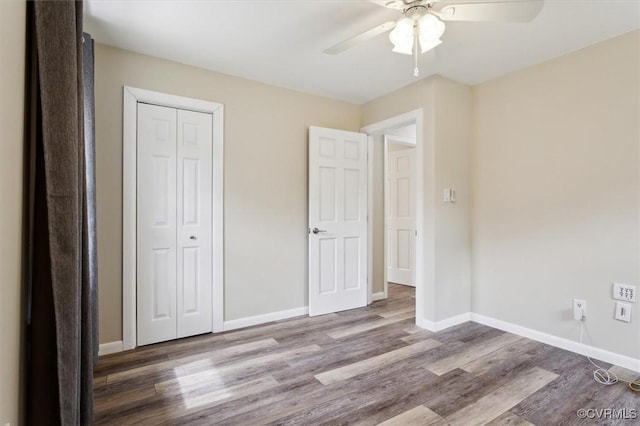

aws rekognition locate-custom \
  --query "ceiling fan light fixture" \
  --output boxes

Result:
[389,17,415,55]
[419,37,442,54]
[418,13,445,42]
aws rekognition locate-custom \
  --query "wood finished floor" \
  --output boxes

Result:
[94,285,638,425]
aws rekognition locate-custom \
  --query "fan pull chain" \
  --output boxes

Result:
[413,26,419,77]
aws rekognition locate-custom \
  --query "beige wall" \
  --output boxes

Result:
[0,0,26,424]
[94,44,362,343]
[434,78,472,319]
[363,76,473,323]
[472,31,640,358]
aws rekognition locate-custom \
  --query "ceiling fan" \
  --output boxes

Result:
[325,0,544,76]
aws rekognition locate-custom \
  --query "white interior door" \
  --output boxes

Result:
[176,109,213,338]
[137,103,178,345]
[386,146,416,286]
[137,103,213,346]
[308,126,368,316]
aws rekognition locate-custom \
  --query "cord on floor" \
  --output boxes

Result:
[579,321,640,392]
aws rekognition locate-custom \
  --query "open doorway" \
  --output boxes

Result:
[384,125,417,289]
[362,109,425,327]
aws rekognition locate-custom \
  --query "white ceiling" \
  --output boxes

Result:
[84,0,640,104]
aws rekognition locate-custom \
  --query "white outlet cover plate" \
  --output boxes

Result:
[573,299,586,320]
[613,283,636,303]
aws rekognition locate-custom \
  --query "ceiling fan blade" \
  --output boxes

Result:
[324,21,396,55]
[436,0,544,22]
[368,0,407,11]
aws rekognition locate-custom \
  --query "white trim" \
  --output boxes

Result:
[98,341,124,356]
[382,137,388,300]
[422,313,471,332]
[223,306,309,332]
[122,86,225,351]
[362,109,424,328]
[470,313,640,373]
[372,292,386,302]
[384,134,416,146]
[367,135,374,305]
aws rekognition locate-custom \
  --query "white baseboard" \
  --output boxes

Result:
[470,313,640,373]
[422,312,471,332]
[223,306,309,332]
[99,340,124,356]
[372,292,386,301]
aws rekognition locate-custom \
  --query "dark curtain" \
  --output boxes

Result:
[25,1,98,425]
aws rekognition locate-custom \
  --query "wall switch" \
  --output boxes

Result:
[615,302,632,322]
[573,299,586,320]
[613,283,636,303]
[443,189,456,203]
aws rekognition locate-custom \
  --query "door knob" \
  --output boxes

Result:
[312,227,327,234]
[189,235,197,240]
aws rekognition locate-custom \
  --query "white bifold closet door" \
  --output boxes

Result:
[137,103,213,346]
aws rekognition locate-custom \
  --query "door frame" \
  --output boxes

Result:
[122,86,224,350]
[361,109,425,326]
[384,134,417,291]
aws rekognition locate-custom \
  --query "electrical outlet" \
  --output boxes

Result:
[615,302,632,322]
[613,283,636,303]
[573,299,586,320]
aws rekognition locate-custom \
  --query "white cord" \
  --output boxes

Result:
[579,321,618,385]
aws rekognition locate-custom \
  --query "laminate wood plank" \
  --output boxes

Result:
[461,339,541,375]
[106,337,278,384]
[378,305,415,318]
[509,362,595,424]
[176,376,323,426]
[120,375,280,425]
[227,311,390,346]
[154,344,321,393]
[377,405,442,426]
[486,411,536,426]
[401,329,435,344]
[315,338,441,385]
[263,357,440,426]
[431,322,505,346]
[427,332,523,375]
[327,311,415,339]
[439,367,558,425]
[333,375,449,426]
[221,313,338,341]
[403,324,425,334]
[95,332,231,373]
[335,291,413,318]
[421,344,550,418]
[94,385,157,416]
[283,328,410,373]
[224,346,440,426]
[532,365,635,426]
